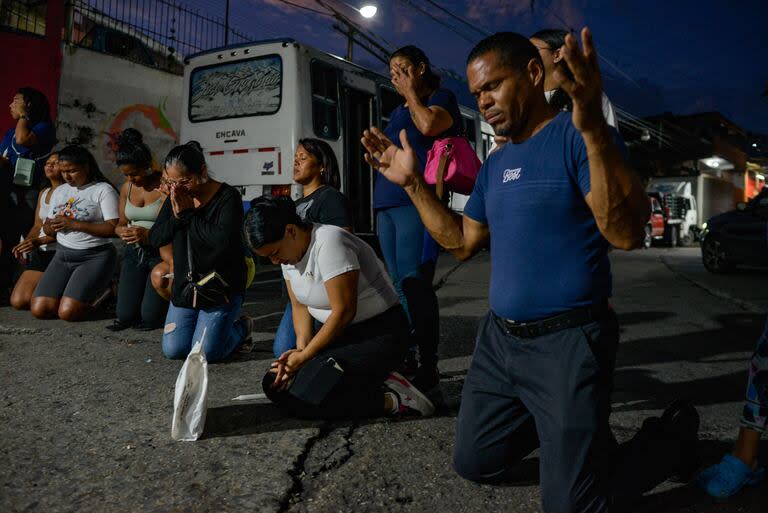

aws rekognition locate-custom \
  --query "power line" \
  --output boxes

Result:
[420,0,491,37]
[395,0,478,43]
[274,0,333,16]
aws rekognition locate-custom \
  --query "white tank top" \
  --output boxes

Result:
[37,187,57,252]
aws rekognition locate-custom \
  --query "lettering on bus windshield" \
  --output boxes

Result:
[189,55,282,122]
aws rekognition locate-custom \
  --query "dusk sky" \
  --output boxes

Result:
[181,0,767,133]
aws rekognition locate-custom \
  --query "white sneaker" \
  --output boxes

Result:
[384,371,435,417]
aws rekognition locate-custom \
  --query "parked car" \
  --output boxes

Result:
[700,188,768,273]
[644,194,666,248]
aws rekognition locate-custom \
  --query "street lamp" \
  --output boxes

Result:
[359,4,377,18]
[327,1,378,60]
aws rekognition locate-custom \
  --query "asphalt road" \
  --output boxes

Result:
[1,246,766,513]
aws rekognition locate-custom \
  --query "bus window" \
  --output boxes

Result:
[311,61,340,139]
[379,86,401,127]
[189,54,282,122]
[463,115,476,150]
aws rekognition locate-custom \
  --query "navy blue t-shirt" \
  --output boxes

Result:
[374,88,463,209]
[0,121,56,188]
[464,112,622,321]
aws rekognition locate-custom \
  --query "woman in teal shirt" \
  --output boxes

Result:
[109,129,169,331]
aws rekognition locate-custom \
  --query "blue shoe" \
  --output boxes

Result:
[696,453,765,499]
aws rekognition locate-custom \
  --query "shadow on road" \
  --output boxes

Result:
[616,310,676,327]
[612,313,764,412]
[205,402,321,438]
[632,440,768,513]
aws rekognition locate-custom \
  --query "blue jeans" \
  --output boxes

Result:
[162,295,246,362]
[273,302,296,358]
[376,205,440,369]
[273,301,323,358]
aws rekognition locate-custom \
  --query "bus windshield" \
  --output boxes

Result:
[189,54,283,122]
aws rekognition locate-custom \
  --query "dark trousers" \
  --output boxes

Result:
[115,244,168,328]
[263,306,409,420]
[377,205,440,369]
[454,309,681,513]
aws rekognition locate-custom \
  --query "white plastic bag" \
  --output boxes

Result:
[171,328,209,441]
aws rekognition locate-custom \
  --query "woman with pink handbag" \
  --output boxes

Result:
[371,45,464,393]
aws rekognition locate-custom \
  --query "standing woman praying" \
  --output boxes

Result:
[369,45,463,391]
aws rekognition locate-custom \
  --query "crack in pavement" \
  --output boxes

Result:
[433,260,465,291]
[278,424,330,513]
[279,422,358,512]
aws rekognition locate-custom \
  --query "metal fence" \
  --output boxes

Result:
[0,0,47,36]
[70,0,255,72]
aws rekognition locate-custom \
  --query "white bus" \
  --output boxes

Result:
[181,38,494,235]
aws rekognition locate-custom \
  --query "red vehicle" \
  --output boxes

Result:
[644,195,666,248]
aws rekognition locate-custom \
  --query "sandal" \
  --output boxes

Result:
[696,453,766,498]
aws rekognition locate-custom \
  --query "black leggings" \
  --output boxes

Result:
[115,244,168,328]
[263,306,409,420]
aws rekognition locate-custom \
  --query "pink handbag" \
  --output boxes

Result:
[424,137,481,198]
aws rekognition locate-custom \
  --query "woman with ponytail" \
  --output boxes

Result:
[148,141,251,362]
[108,128,170,331]
[371,45,463,392]
[244,195,434,419]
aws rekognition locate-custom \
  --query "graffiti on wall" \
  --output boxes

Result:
[101,98,179,170]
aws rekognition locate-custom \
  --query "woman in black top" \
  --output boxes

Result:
[149,142,249,362]
[271,138,353,357]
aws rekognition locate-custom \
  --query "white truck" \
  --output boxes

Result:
[646,175,738,246]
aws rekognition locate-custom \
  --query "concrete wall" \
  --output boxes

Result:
[57,46,182,183]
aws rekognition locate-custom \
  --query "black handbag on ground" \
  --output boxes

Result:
[177,230,230,309]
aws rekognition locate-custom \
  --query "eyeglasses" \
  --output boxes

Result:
[160,176,195,188]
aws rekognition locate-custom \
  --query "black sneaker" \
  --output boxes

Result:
[134,322,161,332]
[106,320,131,332]
[413,365,440,394]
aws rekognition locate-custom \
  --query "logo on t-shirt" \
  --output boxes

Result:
[502,168,522,183]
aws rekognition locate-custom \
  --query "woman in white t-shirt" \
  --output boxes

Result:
[30,145,119,321]
[244,196,435,419]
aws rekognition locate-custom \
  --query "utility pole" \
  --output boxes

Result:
[224,0,230,45]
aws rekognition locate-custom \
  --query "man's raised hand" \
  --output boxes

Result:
[361,128,419,189]
[555,27,606,135]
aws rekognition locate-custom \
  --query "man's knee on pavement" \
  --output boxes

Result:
[453,447,512,484]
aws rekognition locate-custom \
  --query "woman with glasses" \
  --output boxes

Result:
[529,29,617,127]
[148,141,252,362]
[108,129,170,331]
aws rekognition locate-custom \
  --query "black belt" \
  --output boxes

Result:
[499,303,610,339]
